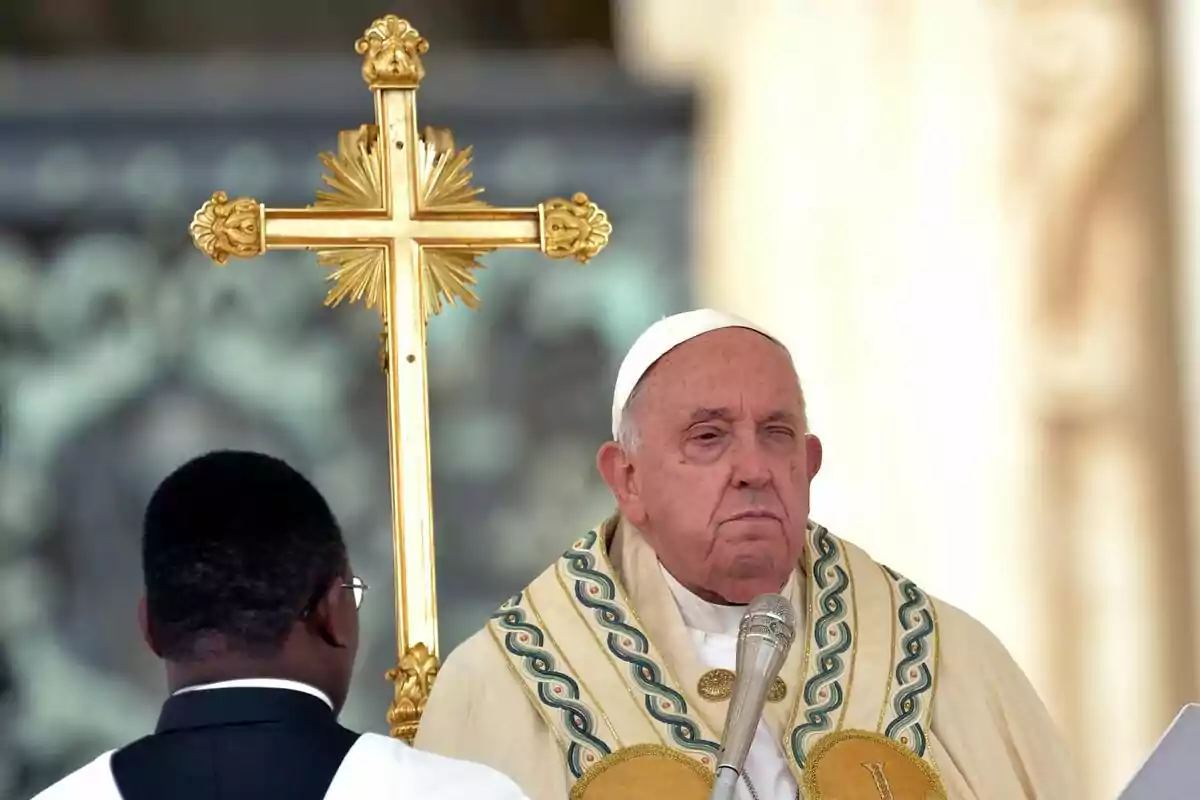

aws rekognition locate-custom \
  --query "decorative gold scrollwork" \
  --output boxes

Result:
[385,642,440,743]
[188,191,265,265]
[542,192,612,264]
[355,16,430,89]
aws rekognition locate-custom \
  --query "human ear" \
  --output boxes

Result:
[307,581,354,650]
[596,441,647,525]
[804,433,823,481]
[138,596,163,658]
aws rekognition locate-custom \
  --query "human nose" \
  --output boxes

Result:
[729,438,771,489]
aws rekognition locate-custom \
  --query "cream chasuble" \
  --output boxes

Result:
[416,516,1081,800]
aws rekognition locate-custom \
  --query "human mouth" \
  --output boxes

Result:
[728,510,781,522]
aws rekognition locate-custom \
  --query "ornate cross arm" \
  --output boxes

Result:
[186,15,611,744]
[189,151,610,317]
[191,183,607,335]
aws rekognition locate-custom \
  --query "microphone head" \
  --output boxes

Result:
[737,592,797,650]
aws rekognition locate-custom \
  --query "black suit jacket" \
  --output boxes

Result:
[110,686,360,800]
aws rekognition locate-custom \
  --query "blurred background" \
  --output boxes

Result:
[0,1,1197,797]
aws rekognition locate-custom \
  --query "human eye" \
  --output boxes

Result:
[689,426,725,444]
[763,425,797,445]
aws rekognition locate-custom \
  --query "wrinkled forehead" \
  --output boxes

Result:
[635,328,801,415]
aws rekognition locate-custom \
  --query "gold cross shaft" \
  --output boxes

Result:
[187,15,610,742]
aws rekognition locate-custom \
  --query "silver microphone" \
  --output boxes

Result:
[710,593,797,800]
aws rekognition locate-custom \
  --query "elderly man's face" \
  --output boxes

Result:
[598,328,822,604]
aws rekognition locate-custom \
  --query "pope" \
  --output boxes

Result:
[416,309,1080,800]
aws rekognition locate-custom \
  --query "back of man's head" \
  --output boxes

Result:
[140,450,357,702]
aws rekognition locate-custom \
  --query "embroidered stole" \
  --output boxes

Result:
[487,517,941,790]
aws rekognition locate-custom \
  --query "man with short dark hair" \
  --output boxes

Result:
[33,450,528,800]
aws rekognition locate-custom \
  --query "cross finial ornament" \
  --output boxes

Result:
[188,15,611,744]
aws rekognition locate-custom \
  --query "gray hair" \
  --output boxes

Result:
[616,381,647,452]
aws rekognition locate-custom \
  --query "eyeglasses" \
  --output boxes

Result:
[343,575,368,609]
[300,574,369,618]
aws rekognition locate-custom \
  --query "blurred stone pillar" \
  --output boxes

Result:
[998,1,1197,794]
[616,1,1198,795]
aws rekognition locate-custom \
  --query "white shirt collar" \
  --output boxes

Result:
[172,678,334,710]
[660,563,796,636]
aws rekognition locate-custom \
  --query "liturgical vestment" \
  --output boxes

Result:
[32,679,529,800]
[416,517,1081,800]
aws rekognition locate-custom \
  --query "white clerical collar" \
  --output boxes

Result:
[172,677,334,710]
[659,563,795,636]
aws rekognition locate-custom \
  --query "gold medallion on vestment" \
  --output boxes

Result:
[570,745,713,800]
[801,729,948,800]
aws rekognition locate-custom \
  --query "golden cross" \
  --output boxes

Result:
[186,15,610,742]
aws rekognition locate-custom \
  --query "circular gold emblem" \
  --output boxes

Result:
[696,668,787,703]
[802,730,947,800]
[569,745,713,800]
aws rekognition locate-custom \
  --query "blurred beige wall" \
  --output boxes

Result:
[616,1,1200,796]
[1168,0,1200,694]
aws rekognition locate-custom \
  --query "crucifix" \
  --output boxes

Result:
[186,15,611,742]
